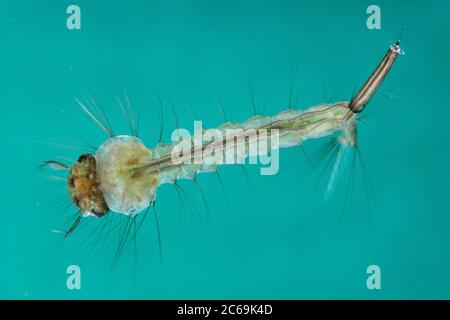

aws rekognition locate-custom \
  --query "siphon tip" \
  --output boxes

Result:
[391,40,405,55]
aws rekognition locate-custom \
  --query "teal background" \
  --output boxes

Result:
[1,0,450,299]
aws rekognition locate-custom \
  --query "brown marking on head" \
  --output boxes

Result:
[67,154,109,217]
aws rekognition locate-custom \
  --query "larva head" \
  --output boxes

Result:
[67,154,109,217]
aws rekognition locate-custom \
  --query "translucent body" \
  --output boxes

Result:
[95,102,358,215]
[62,42,401,221]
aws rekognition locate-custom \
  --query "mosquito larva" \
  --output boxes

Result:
[43,41,403,236]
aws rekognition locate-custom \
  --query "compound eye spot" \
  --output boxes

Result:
[68,176,75,188]
[72,196,80,209]
[78,154,92,162]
